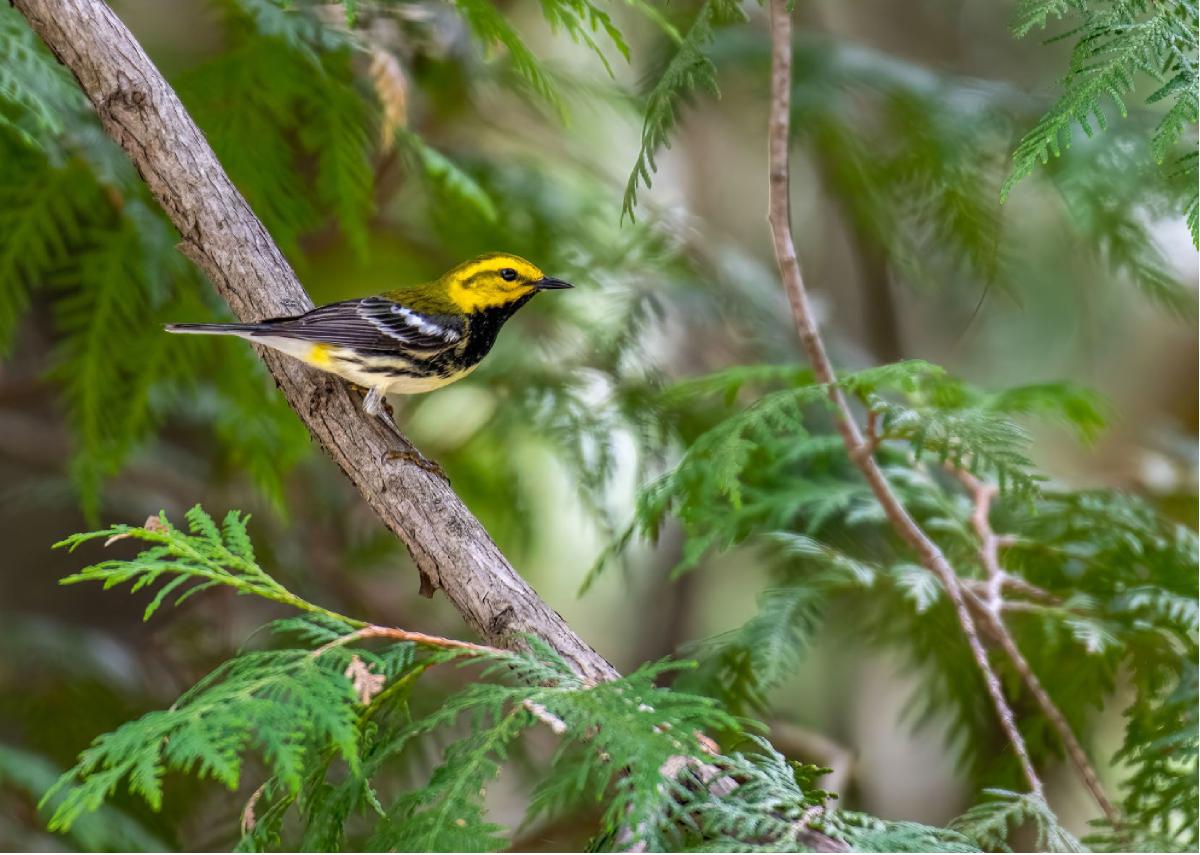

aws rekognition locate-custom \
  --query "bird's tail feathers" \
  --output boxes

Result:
[164,322,264,337]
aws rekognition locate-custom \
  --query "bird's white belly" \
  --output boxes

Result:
[381,365,478,394]
[329,354,479,395]
[251,335,478,395]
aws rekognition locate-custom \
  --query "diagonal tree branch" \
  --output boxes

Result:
[764,0,1044,796]
[12,0,618,685]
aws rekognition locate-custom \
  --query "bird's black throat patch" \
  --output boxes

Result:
[459,293,536,367]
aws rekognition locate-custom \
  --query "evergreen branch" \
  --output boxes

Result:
[765,0,1045,798]
[1104,662,1198,851]
[451,0,566,119]
[622,0,745,221]
[55,507,357,626]
[536,0,631,74]
[56,512,843,849]
[0,5,85,146]
[41,643,370,833]
[303,59,374,261]
[951,788,1084,852]
[395,129,499,223]
[1005,0,1199,244]
[0,745,166,851]
[0,154,103,352]
[57,510,549,670]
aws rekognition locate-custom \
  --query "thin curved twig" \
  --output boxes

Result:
[765,0,1043,796]
[954,469,1119,822]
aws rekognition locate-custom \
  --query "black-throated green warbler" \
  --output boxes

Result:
[166,253,572,415]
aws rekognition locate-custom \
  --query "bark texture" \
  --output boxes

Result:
[13,0,617,684]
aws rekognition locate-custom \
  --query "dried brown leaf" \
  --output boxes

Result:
[369,47,407,147]
[344,654,386,704]
[105,514,167,547]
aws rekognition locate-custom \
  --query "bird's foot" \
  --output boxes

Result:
[362,387,384,416]
[362,388,445,481]
[385,448,449,483]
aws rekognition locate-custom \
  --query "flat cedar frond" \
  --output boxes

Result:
[1006,0,1199,246]
[679,584,826,715]
[0,153,104,353]
[369,651,738,851]
[395,129,500,223]
[301,56,375,261]
[451,0,566,118]
[536,0,632,75]
[663,735,829,850]
[370,706,527,852]
[1050,139,1199,315]
[824,813,980,853]
[951,788,1084,852]
[48,205,203,520]
[621,360,1109,582]
[0,746,166,852]
[0,4,355,514]
[596,347,1196,801]
[179,35,373,259]
[52,511,847,851]
[806,85,1013,300]
[1103,663,1199,851]
[842,362,1110,496]
[622,0,746,221]
[54,506,313,618]
[679,737,978,851]
[42,646,368,834]
[880,403,1042,496]
[0,6,86,146]
[661,363,817,408]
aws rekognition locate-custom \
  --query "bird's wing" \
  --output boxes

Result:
[255,298,463,353]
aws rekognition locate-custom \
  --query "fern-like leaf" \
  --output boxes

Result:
[622,0,746,221]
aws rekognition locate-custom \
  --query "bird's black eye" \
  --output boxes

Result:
[499,267,518,282]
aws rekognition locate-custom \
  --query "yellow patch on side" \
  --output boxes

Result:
[306,343,334,367]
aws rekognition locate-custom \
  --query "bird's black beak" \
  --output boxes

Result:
[536,276,573,291]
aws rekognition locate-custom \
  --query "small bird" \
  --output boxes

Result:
[166,252,572,417]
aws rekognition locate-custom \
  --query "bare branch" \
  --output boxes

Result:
[955,471,1120,823]
[12,0,617,684]
[240,782,266,836]
[765,0,1044,796]
[310,623,508,660]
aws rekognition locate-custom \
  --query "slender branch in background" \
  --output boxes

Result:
[954,469,1120,823]
[764,0,1044,797]
[957,469,1006,613]
[11,0,617,684]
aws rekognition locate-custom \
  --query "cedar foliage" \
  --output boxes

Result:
[0,0,1196,851]
[35,509,998,851]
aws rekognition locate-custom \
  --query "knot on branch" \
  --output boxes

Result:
[488,606,516,638]
[99,84,149,117]
[306,376,337,417]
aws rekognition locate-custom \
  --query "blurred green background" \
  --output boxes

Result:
[0,0,1195,849]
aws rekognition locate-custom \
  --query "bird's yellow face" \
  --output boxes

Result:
[442,253,571,314]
